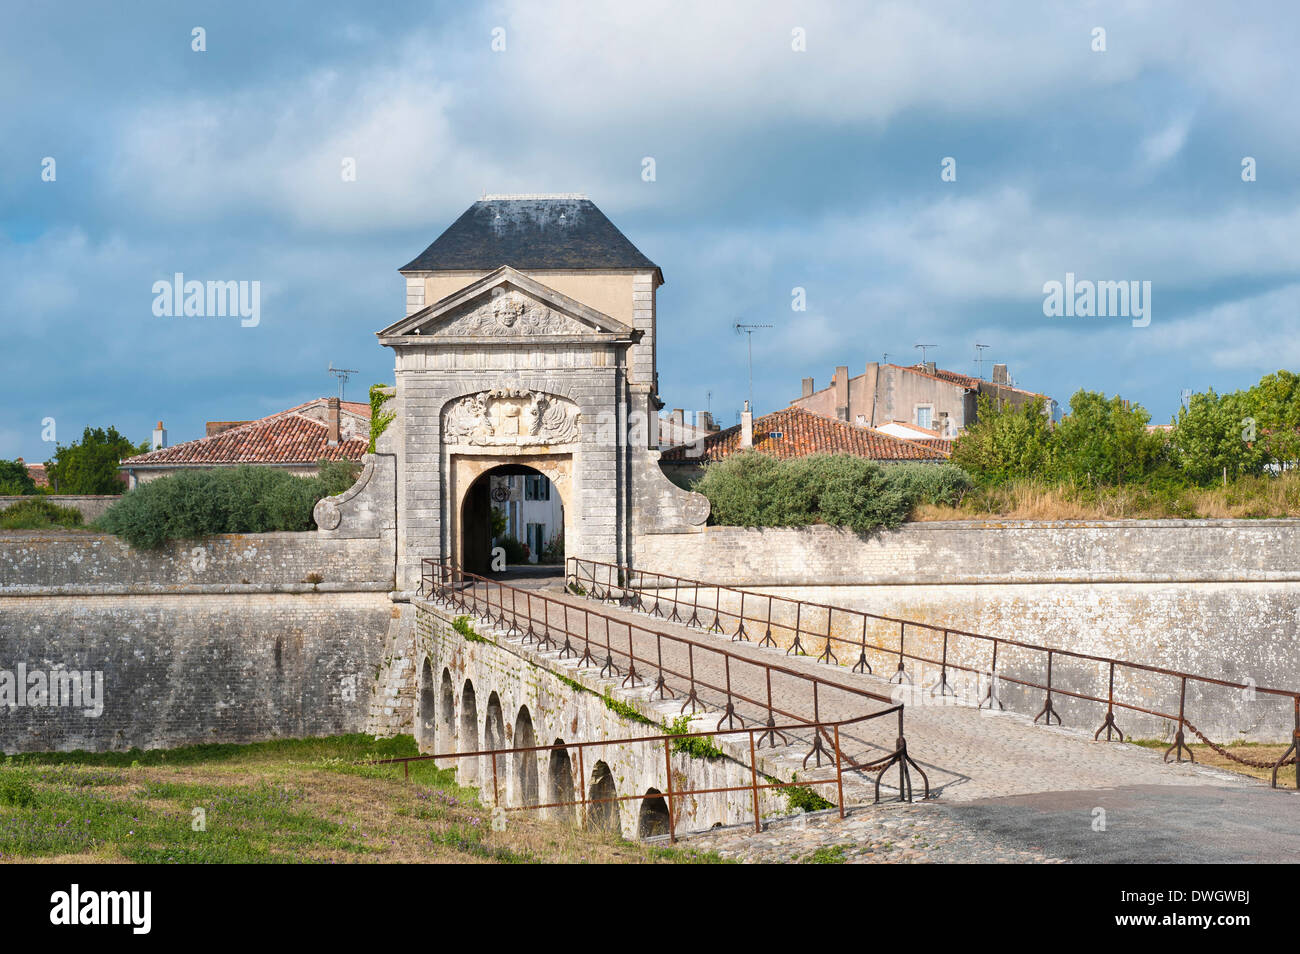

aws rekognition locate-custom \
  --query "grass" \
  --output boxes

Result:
[1127,739,1297,786]
[803,844,849,864]
[0,734,726,864]
[0,497,86,531]
[912,472,1300,521]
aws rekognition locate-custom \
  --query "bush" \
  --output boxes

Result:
[882,463,973,507]
[696,453,914,534]
[495,535,529,565]
[0,497,84,530]
[96,462,359,549]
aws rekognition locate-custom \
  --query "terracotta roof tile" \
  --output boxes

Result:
[122,399,371,467]
[661,407,951,463]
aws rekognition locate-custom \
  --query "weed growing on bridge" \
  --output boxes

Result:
[663,715,726,760]
[781,774,834,813]
[600,690,658,727]
[452,615,491,644]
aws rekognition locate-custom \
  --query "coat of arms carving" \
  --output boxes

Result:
[444,387,581,446]
[432,290,587,336]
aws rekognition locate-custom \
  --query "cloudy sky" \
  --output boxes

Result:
[3,1,1298,460]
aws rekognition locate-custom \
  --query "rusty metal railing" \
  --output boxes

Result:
[418,558,928,806]
[367,710,895,841]
[567,557,1300,789]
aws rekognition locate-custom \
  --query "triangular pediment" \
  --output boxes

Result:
[377,266,633,340]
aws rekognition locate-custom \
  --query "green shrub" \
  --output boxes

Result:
[0,497,84,530]
[696,453,912,533]
[495,535,528,565]
[369,384,396,453]
[882,463,973,507]
[96,462,360,549]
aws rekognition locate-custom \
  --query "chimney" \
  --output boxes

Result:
[740,401,753,448]
[152,421,167,450]
[992,363,1009,385]
[834,366,849,421]
[671,408,685,432]
[924,361,936,375]
[327,398,340,446]
[698,410,716,433]
[801,377,815,398]
[862,361,880,427]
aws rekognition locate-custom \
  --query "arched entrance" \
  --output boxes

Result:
[458,461,568,575]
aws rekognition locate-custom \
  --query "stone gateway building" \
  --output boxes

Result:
[373,194,708,588]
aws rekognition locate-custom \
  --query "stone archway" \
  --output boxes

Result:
[451,453,573,575]
[439,669,455,753]
[637,789,671,839]
[416,659,436,753]
[547,740,575,822]
[460,680,479,784]
[456,460,571,574]
[513,705,539,808]
[586,761,619,835]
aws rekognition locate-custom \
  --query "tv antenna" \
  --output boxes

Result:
[974,343,991,379]
[734,321,774,411]
[328,363,359,402]
[881,352,889,365]
[1180,388,1192,411]
[915,343,937,367]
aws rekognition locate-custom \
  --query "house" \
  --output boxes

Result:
[790,361,1058,437]
[659,404,950,482]
[487,471,564,562]
[119,397,370,488]
[658,408,720,449]
[17,459,49,488]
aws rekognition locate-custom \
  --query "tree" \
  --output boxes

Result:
[45,427,149,494]
[1246,370,1300,468]
[0,459,37,496]
[951,394,1055,484]
[1053,391,1166,486]
[1171,389,1267,485]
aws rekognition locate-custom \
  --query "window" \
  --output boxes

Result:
[526,523,546,556]
[915,406,933,429]
[524,474,550,501]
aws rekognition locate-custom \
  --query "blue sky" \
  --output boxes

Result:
[3,1,1299,460]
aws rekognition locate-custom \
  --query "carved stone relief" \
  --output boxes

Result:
[444,387,581,446]
[429,289,589,337]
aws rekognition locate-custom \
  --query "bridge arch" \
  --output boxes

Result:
[513,705,539,807]
[586,761,619,835]
[547,739,575,822]
[439,669,455,752]
[460,680,479,783]
[637,788,671,839]
[416,659,436,753]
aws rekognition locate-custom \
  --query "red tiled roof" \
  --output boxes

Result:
[121,399,371,467]
[22,462,49,488]
[660,407,951,463]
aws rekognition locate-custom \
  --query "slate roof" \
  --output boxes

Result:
[399,196,661,276]
[121,399,371,468]
[660,407,951,463]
